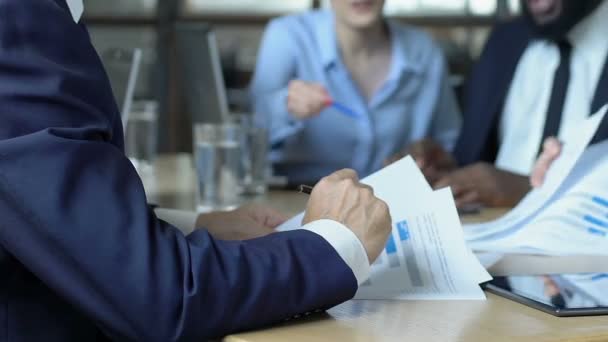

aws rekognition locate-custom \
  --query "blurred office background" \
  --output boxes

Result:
[84,0,522,153]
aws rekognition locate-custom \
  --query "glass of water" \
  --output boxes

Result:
[125,100,158,174]
[232,114,269,196]
[193,123,242,213]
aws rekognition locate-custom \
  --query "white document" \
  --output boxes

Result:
[277,156,430,232]
[358,189,490,300]
[468,140,608,255]
[277,156,491,300]
[465,106,608,256]
[474,252,504,269]
[464,106,607,243]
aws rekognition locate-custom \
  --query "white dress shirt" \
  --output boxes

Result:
[496,0,608,175]
[65,0,84,22]
[67,0,370,285]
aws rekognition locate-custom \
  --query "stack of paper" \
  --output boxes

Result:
[465,106,608,256]
[278,157,492,300]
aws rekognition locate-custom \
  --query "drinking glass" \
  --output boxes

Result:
[125,100,158,174]
[193,123,242,212]
[234,114,269,195]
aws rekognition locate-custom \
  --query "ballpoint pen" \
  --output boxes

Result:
[298,184,313,195]
[325,98,360,119]
[331,101,360,119]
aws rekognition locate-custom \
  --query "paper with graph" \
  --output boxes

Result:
[355,188,490,300]
[277,156,491,300]
[467,140,608,255]
[465,106,608,256]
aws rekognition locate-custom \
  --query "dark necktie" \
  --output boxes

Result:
[539,40,572,154]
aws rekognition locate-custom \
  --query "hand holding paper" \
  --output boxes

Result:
[278,156,491,300]
[303,169,392,263]
[465,106,608,256]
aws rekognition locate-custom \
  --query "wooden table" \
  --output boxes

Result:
[145,155,608,342]
[141,154,308,215]
[141,154,514,221]
[226,296,608,342]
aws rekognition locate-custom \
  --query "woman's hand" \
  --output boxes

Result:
[287,80,331,120]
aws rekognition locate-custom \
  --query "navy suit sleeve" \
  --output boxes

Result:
[0,0,357,341]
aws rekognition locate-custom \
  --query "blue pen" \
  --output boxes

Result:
[330,101,360,119]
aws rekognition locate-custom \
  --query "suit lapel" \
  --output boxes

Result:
[456,19,534,165]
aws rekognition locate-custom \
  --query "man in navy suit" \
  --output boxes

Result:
[392,0,608,209]
[0,0,392,340]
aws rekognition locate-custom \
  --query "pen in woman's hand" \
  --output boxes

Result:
[298,185,313,195]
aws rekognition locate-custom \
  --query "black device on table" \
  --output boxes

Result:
[485,274,608,317]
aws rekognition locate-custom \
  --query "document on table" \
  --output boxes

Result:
[465,106,608,256]
[277,156,491,300]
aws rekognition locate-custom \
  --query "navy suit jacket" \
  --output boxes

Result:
[454,18,608,166]
[0,0,357,341]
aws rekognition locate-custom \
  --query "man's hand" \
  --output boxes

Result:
[196,204,288,241]
[434,163,530,208]
[287,80,331,120]
[385,139,456,184]
[302,169,392,264]
[530,137,562,188]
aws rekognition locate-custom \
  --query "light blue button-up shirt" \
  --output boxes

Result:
[251,10,461,184]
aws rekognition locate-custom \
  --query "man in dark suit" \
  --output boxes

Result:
[394,0,608,209]
[0,0,391,340]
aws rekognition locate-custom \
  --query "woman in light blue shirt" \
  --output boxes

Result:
[250,0,461,184]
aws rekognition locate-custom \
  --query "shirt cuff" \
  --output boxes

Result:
[154,208,198,236]
[302,219,371,286]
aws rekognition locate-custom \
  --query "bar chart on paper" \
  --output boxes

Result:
[539,193,608,238]
[579,195,608,237]
[530,141,608,253]
[477,189,608,255]
[471,192,608,255]
[362,220,424,288]
[467,138,608,256]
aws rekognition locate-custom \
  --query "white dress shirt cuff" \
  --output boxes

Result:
[154,208,198,236]
[302,219,371,286]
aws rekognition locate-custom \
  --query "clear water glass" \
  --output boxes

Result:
[126,100,158,174]
[193,123,242,213]
[231,114,269,196]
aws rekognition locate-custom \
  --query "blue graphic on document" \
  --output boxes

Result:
[385,220,410,268]
[581,195,608,237]
[385,220,410,254]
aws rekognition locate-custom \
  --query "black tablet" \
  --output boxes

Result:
[485,275,608,317]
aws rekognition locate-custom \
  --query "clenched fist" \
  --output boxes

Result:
[303,169,392,264]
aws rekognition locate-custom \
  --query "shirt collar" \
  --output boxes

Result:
[315,12,423,76]
[386,21,424,77]
[316,11,340,69]
[66,0,84,23]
